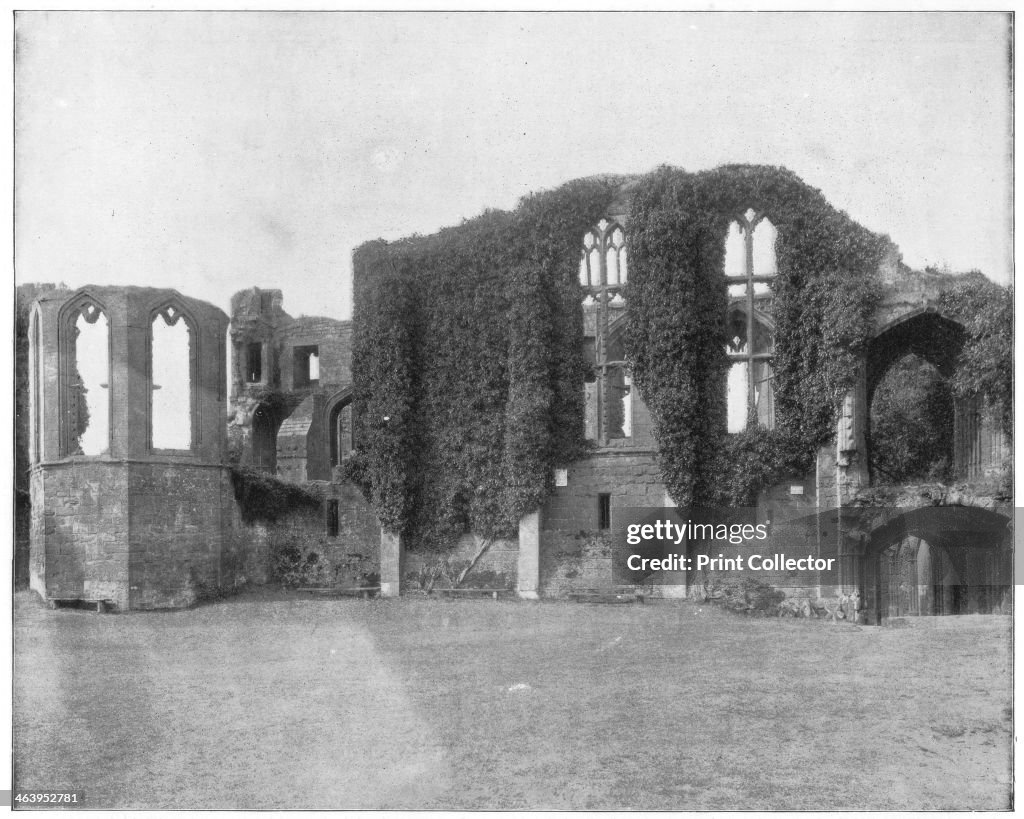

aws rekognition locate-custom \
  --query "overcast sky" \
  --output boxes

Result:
[14,11,1013,320]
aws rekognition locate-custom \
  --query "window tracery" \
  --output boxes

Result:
[725,210,777,432]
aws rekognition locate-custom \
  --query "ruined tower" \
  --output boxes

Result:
[28,286,233,609]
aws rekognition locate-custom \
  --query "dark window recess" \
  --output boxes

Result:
[293,345,320,388]
[260,291,275,313]
[246,342,263,383]
[598,493,612,530]
[251,404,278,473]
[329,401,354,467]
[326,500,340,537]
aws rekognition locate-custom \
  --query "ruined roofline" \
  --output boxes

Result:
[229,286,352,329]
[30,284,228,323]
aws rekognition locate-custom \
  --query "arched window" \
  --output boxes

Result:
[580,219,630,445]
[151,303,195,451]
[251,403,279,472]
[328,398,354,467]
[725,210,777,432]
[59,297,110,457]
[578,218,628,291]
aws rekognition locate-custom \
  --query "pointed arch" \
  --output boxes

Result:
[57,291,111,457]
[148,298,199,451]
[724,210,777,432]
[324,387,356,468]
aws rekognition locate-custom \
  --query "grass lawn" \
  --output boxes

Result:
[13,588,1012,810]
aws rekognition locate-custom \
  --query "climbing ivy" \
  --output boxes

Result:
[350,178,618,551]
[230,467,324,525]
[626,165,891,506]
[352,165,896,541]
[937,275,1013,437]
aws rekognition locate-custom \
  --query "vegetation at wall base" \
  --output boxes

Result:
[230,466,324,525]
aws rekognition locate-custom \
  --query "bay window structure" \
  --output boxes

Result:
[724,209,777,432]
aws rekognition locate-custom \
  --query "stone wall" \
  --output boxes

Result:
[539,530,614,595]
[30,462,131,608]
[259,482,381,588]
[277,317,352,391]
[540,450,668,593]
[402,534,519,591]
[126,463,229,609]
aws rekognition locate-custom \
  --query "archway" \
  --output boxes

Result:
[866,310,964,484]
[861,506,1010,623]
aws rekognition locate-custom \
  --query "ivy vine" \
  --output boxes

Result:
[937,274,1013,437]
[626,165,891,506]
[230,467,324,525]
[349,178,619,551]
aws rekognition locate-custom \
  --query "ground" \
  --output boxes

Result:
[13,588,1012,810]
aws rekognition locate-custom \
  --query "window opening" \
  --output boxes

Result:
[598,493,612,530]
[293,345,320,388]
[151,305,193,450]
[246,342,263,383]
[252,403,278,472]
[329,400,354,467]
[69,303,110,456]
[580,220,631,445]
[326,499,340,537]
[725,212,777,432]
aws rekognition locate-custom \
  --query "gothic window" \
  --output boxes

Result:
[578,218,628,291]
[580,220,631,444]
[328,398,354,467]
[59,298,110,457]
[725,210,777,433]
[252,403,279,472]
[151,304,195,451]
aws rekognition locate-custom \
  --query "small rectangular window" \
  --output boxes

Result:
[246,343,263,383]
[326,499,339,537]
[293,345,320,388]
[598,493,611,531]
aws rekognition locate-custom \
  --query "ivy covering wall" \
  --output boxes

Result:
[937,275,1014,437]
[348,178,619,551]
[350,164,937,549]
[626,165,891,506]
